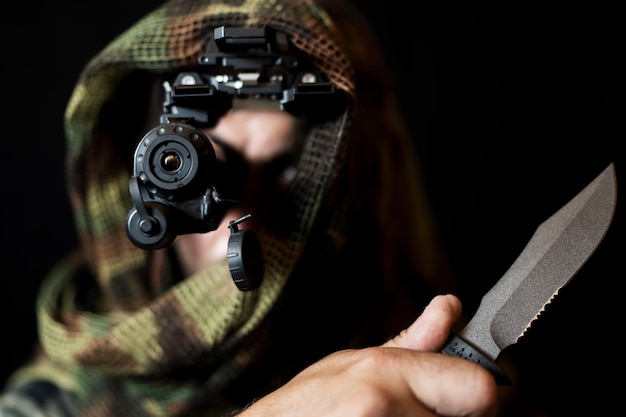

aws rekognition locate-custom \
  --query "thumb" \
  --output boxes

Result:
[384,294,462,352]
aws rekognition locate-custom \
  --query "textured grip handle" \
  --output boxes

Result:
[441,333,511,385]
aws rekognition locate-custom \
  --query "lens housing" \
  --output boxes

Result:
[133,122,217,200]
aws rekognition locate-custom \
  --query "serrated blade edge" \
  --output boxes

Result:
[459,163,616,361]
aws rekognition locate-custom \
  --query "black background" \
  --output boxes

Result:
[1,1,622,415]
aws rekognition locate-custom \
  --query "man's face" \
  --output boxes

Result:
[172,102,301,277]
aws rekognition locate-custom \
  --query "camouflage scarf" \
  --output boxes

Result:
[8,0,454,415]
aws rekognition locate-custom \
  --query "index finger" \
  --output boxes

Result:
[393,349,498,417]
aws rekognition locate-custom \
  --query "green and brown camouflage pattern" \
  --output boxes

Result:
[7,0,453,415]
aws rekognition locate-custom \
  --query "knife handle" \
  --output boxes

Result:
[440,333,511,385]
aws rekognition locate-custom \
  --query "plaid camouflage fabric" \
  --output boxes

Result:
[7,0,452,415]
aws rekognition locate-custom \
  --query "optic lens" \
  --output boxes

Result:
[162,152,182,172]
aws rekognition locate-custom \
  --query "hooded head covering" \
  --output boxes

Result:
[11,0,455,415]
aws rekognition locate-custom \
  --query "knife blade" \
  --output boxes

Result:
[441,163,617,384]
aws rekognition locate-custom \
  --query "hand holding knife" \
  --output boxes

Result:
[441,163,617,384]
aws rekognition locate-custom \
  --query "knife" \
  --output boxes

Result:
[441,163,617,384]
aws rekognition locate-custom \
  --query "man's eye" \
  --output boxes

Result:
[279,165,297,186]
[263,153,296,181]
[208,135,231,161]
